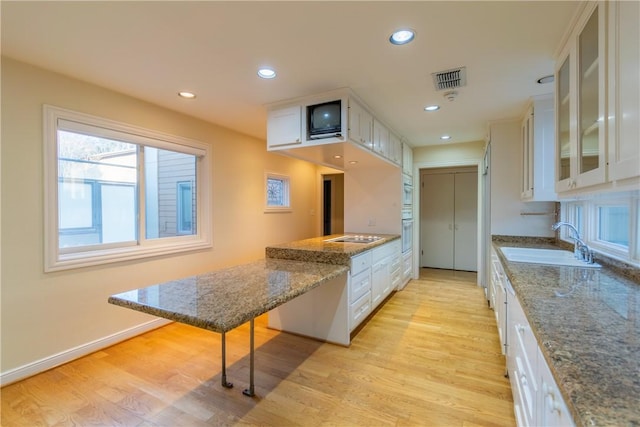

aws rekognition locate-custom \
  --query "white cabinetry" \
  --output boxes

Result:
[270,241,402,343]
[491,251,575,427]
[606,0,640,182]
[372,119,389,157]
[266,89,406,170]
[389,133,402,165]
[389,241,402,290]
[267,105,302,148]
[555,2,607,193]
[508,286,539,427]
[348,98,373,148]
[370,241,398,308]
[402,142,413,176]
[490,247,508,354]
[538,348,574,427]
[521,95,557,201]
[402,250,412,286]
[349,251,373,331]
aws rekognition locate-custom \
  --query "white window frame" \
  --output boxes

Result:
[560,190,639,266]
[264,172,291,212]
[44,105,211,272]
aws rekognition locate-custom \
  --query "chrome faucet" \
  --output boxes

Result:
[551,222,594,263]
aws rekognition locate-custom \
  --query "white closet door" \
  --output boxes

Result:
[420,172,454,269]
[454,172,478,271]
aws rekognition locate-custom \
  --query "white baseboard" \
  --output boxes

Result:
[0,318,172,386]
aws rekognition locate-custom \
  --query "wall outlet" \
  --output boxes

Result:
[368,218,376,226]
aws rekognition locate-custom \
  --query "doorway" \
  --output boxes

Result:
[420,166,478,271]
[322,174,344,236]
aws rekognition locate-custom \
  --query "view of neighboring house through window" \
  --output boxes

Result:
[45,105,210,271]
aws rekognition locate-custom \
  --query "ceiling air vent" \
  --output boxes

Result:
[432,67,467,91]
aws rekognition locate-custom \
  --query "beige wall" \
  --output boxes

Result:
[344,162,401,234]
[0,58,319,377]
[413,140,485,167]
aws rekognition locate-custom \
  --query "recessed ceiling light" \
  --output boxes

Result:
[349,161,358,165]
[440,135,451,140]
[424,105,440,112]
[334,155,342,159]
[178,91,196,99]
[257,68,276,79]
[537,75,554,84]
[389,29,415,45]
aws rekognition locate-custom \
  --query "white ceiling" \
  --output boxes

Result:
[1,1,580,147]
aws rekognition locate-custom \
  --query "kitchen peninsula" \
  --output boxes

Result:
[108,233,399,396]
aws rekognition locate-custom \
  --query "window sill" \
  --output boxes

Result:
[45,239,212,272]
[264,207,292,213]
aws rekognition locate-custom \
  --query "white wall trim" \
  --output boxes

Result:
[0,318,171,387]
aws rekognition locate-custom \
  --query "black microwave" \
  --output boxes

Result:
[307,100,342,140]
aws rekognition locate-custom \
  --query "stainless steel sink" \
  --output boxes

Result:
[500,247,600,268]
[325,235,382,244]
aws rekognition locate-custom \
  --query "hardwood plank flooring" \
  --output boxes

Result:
[1,268,516,426]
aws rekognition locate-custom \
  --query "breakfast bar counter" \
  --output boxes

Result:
[108,258,348,396]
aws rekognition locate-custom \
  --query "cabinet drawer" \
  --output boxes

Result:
[350,268,371,303]
[402,252,412,276]
[391,267,402,289]
[350,291,371,331]
[390,255,401,273]
[513,355,536,426]
[351,251,372,276]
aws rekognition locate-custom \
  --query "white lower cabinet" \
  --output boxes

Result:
[538,347,573,427]
[349,291,372,330]
[270,239,400,343]
[349,251,372,331]
[402,250,412,285]
[508,289,539,427]
[390,250,402,290]
[499,254,575,427]
[370,241,398,308]
[490,247,508,354]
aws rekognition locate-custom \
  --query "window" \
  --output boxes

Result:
[560,191,639,266]
[265,173,291,211]
[44,105,211,271]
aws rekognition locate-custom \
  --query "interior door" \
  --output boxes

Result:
[454,172,478,271]
[420,172,454,269]
[420,168,478,272]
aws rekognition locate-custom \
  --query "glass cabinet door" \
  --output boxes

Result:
[557,56,571,182]
[578,6,600,175]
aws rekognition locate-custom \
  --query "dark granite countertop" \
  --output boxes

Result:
[109,258,348,333]
[492,237,640,427]
[265,233,400,265]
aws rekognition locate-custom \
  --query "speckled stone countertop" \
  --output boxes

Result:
[492,237,639,427]
[265,233,400,265]
[108,258,348,333]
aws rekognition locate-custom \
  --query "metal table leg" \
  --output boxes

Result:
[221,331,233,389]
[242,318,255,397]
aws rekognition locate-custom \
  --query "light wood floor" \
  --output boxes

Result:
[1,268,516,427]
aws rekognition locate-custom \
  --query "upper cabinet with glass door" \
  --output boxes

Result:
[607,0,640,182]
[555,2,607,193]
